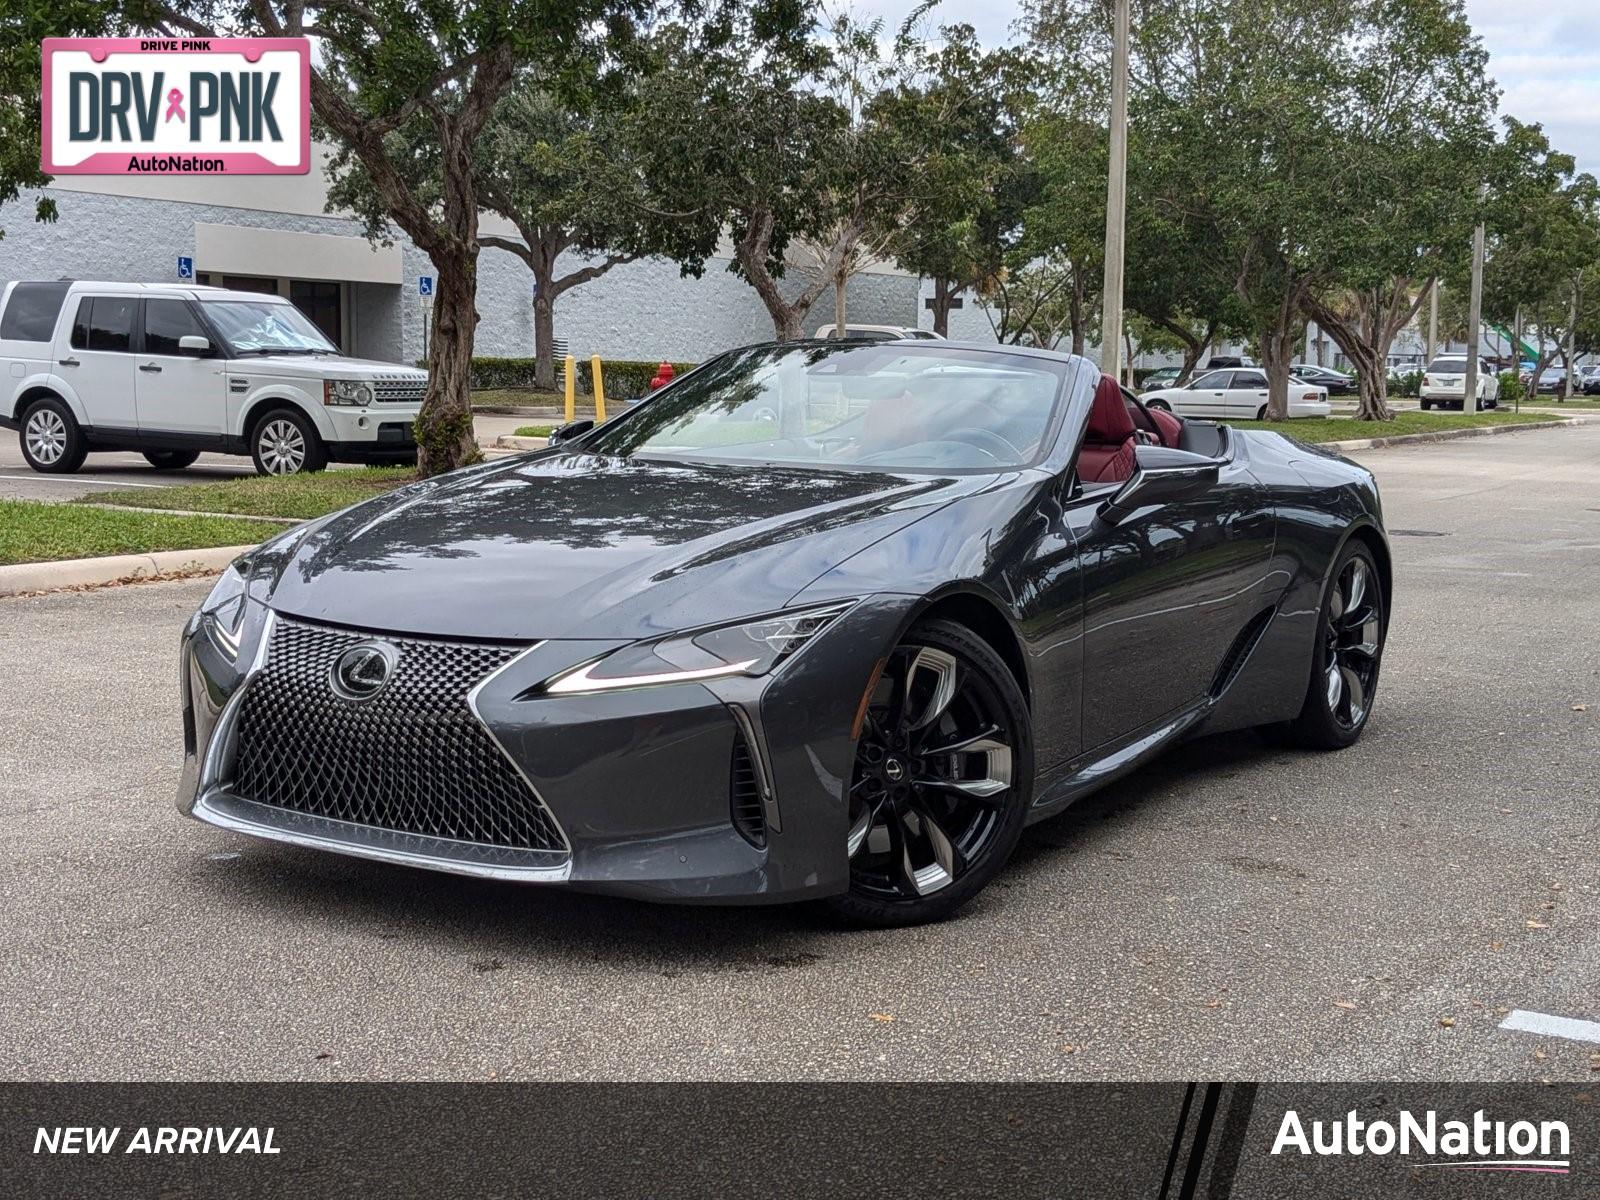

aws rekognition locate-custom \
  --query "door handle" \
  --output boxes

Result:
[139,363,163,373]
[58,357,79,367]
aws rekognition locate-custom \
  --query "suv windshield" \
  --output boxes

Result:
[199,299,338,355]
[583,342,1069,472]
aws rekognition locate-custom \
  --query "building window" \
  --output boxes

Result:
[290,280,342,350]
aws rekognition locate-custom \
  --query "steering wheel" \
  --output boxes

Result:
[941,426,1022,461]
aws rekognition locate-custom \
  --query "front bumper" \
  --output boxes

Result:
[176,595,915,904]
[321,406,420,462]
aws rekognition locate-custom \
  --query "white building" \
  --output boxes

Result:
[0,146,995,367]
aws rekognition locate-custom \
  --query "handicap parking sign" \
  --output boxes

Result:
[176,256,194,280]
[418,276,434,298]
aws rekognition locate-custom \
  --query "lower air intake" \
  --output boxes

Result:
[730,735,767,849]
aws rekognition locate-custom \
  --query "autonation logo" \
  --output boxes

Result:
[1272,1108,1571,1174]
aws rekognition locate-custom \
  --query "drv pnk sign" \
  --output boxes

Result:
[41,38,310,176]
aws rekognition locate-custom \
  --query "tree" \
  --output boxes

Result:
[877,26,1034,336]
[157,0,648,474]
[980,255,1090,349]
[1300,0,1497,420]
[0,0,152,240]
[474,82,719,391]
[636,9,912,341]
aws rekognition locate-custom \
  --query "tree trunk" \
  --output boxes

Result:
[532,286,556,392]
[1257,288,1304,421]
[931,277,954,337]
[415,258,480,475]
[833,267,848,336]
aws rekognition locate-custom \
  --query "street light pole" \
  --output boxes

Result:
[1099,0,1131,383]
[1425,279,1438,364]
[1463,205,1486,412]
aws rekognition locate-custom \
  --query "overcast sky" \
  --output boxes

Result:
[856,0,1600,177]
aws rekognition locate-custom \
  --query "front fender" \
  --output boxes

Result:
[234,382,337,442]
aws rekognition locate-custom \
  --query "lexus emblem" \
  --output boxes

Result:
[330,641,398,701]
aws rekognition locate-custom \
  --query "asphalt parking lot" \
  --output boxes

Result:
[1,423,1597,1082]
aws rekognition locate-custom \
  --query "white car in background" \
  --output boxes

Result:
[813,324,945,341]
[1139,367,1331,420]
[0,279,425,475]
[1418,355,1499,410]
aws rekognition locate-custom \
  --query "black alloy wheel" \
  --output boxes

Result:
[828,619,1032,927]
[1276,542,1385,749]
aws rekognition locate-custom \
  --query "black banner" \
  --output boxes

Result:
[1,1084,1591,1198]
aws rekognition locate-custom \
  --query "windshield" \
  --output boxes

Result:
[583,343,1070,472]
[200,299,338,355]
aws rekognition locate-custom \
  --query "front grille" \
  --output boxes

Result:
[371,374,425,404]
[730,735,767,848]
[232,618,566,854]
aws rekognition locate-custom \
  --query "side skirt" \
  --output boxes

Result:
[1026,699,1213,825]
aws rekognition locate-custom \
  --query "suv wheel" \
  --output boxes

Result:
[250,408,327,476]
[19,397,88,474]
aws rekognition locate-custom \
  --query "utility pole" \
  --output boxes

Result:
[1565,277,1578,400]
[1099,0,1131,383]
[1463,200,1486,413]
[1425,279,1438,364]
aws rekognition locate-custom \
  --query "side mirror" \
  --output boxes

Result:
[1097,452,1220,526]
[548,418,595,446]
[178,335,211,356]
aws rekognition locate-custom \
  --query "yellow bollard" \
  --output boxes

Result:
[590,355,607,422]
[563,354,576,423]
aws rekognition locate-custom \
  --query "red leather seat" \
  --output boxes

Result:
[1079,374,1138,483]
[1147,405,1183,448]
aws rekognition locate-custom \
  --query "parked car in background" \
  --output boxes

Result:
[1141,367,1331,419]
[1200,355,1256,370]
[1418,356,1499,411]
[1138,366,1183,390]
[1530,367,1570,395]
[0,280,425,475]
[814,324,945,341]
[1290,363,1355,395]
[1582,365,1600,395]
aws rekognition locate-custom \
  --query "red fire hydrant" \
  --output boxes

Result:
[648,362,675,391]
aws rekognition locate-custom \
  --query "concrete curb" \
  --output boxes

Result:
[1322,416,1587,452]
[0,544,254,599]
[493,434,551,452]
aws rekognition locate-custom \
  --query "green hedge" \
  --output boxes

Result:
[1497,370,1526,405]
[436,356,700,399]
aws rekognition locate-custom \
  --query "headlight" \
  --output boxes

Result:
[323,379,375,407]
[200,563,250,659]
[544,600,857,695]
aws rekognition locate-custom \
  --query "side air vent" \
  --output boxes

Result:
[730,735,767,848]
[1209,607,1276,699]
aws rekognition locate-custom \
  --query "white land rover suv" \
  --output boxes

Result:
[0,280,426,475]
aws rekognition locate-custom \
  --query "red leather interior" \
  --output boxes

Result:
[1079,374,1138,483]
[1147,405,1183,448]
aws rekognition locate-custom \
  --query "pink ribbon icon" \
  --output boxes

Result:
[164,88,185,123]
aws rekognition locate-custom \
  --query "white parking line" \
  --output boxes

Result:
[1499,1010,1600,1045]
[0,473,172,489]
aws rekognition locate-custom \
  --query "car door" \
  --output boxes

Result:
[135,298,227,437]
[1227,369,1270,418]
[1064,440,1278,750]
[1174,370,1231,417]
[59,296,138,433]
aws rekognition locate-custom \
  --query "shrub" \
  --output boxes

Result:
[1497,371,1525,404]
[429,356,700,398]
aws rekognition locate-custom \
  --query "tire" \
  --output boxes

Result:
[18,396,88,474]
[1419,400,1431,411]
[1273,540,1385,750]
[250,407,327,476]
[1255,404,1268,421]
[142,449,201,470]
[1146,399,1171,412]
[825,619,1033,928]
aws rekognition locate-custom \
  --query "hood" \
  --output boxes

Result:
[264,453,980,640]
[227,354,426,380]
